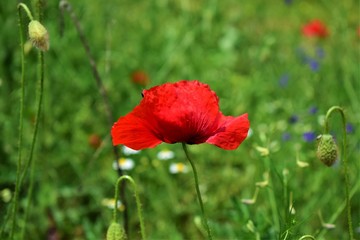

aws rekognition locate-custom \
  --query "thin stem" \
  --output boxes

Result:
[58,0,129,233]
[298,235,315,240]
[17,3,34,21]
[21,2,44,236]
[324,106,353,240]
[20,49,45,240]
[114,176,146,240]
[10,5,28,239]
[182,143,212,240]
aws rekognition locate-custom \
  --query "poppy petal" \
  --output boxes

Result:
[141,80,220,144]
[206,113,250,150]
[111,113,162,150]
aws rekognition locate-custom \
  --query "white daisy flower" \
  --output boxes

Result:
[113,158,135,170]
[169,163,188,174]
[157,149,175,160]
[101,198,124,211]
[122,146,141,155]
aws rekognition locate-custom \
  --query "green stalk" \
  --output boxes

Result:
[10,4,34,239]
[20,47,45,240]
[114,176,146,240]
[298,235,315,240]
[182,143,212,240]
[323,106,353,240]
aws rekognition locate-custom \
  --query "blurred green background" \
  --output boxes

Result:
[1,0,359,239]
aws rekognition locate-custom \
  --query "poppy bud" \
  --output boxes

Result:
[316,134,338,166]
[28,20,49,51]
[106,222,126,240]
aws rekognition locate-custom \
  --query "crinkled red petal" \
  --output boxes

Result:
[140,80,221,144]
[206,113,250,150]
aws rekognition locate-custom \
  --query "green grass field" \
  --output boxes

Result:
[1,0,359,239]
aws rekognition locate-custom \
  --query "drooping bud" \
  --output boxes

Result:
[316,134,338,166]
[28,20,49,51]
[106,222,126,240]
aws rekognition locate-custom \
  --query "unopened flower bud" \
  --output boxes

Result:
[106,222,126,240]
[316,134,338,166]
[28,20,49,51]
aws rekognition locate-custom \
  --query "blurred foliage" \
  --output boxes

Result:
[0,0,359,239]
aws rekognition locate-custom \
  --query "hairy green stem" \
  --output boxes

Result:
[59,0,129,234]
[182,143,212,240]
[323,106,353,239]
[18,3,34,21]
[114,176,146,240]
[10,4,34,238]
[21,47,45,240]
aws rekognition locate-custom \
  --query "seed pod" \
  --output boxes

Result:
[316,134,338,166]
[28,20,49,51]
[106,222,126,240]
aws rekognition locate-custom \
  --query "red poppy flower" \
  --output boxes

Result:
[131,70,150,86]
[302,19,329,38]
[111,80,250,150]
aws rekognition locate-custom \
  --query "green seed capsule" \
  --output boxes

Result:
[316,134,338,167]
[106,222,126,240]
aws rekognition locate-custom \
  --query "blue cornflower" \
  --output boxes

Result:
[308,59,320,72]
[346,123,354,134]
[288,115,299,124]
[284,0,293,5]
[308,106,318,115]
[303,131,316,142]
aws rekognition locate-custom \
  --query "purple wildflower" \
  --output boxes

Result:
[308,106,318,115]
[288,115,299,124]
[308,59,320,72]
[346,123,354,134]
[303,131,316,142]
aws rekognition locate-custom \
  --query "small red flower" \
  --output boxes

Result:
[111,80,250,150]
[131,70,150,86]
[88,134,102,149]
[302,19,329,38]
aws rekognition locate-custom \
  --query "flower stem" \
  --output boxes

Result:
[20,29,45,240]
[324,106,353,240]
[59,0,129,233]
[114,175,146,240]
[298,235,315,240]
[182,143,212,240]
[17,3,34,21]
[9,4,33,238]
